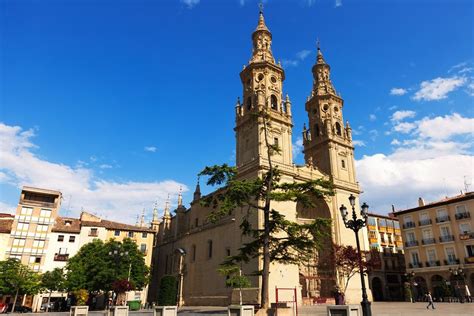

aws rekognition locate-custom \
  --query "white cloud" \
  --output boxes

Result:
[282,59,299,67]
[357,112,474,212]
[296,50,311,61]
[181,0,200,9]
[352,140,366,147]
[390,88,408,96]
[0,123,187,223]
[393,122,416,134]
[369,114,377,121]
[335,0,342,7]
[144,146,157,153]
[99,164,113,169]
[467,82,474,96]
[292,137,304,157]
[413,76,467,101]
[391,110,416,122]
[389,105,398,111]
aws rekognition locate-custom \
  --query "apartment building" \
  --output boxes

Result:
[394,192,474,299]
[366,213,406,301]
[0,213,15,261]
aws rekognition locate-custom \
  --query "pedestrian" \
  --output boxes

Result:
[426,291,435,310]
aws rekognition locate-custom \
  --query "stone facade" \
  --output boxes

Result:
[149,11,372,307]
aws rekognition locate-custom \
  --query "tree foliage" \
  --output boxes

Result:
[0,259,41,312]
[41,268,66,293]
[330,244,381,294]
[65,238,149,293]
[157,275,177,306]
[199,107,334,308]
[218,264,251,289]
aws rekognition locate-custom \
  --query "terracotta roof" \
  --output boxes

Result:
[394,192,474,216]
[0,219,13,234]
[367,212,398,221]
[81,219,155,233]
[0,213,14,218]
[52,217,82,233]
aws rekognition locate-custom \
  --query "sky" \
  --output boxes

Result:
[1,0,473,223]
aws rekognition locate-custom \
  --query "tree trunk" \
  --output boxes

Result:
[11,288,19,313]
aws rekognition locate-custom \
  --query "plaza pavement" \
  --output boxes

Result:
[16,302,474,316]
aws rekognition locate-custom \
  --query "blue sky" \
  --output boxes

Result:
[1,0,473,223]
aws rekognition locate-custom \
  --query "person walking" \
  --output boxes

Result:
[426,291,435,310]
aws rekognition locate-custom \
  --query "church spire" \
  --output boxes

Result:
[249,6,275,64]
[193,177,201,201]
[163,194,171,218]
[311,41,336,96]
[152,200,159,222]
[177,186,183,207]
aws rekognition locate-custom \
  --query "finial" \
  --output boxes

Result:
[317,38,320,51]
[152,200,159,222]
[259,1,264,15]
[193,176,202,201]
[285,94,290,102]
[163,194,171,217]
[178,186,183,207]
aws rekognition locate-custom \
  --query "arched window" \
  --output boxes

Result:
[207,240,213,258]
[335,122,342,136]
[246,97,252,110]
[270,95,278,110]
[313,124,319,137]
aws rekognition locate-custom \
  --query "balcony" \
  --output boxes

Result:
[425,260,440,267]
[444,258,460,265]
[465,257,474,264]
[439,235,455,242]
[418,219,432,226]
[409,262,423,268]
[54,253,69,261]
[421,238,436,245]
[403,222,416,229]
[459,232,474,240]
[405,240,419,247]
[435,215,450,223]
[455,212,471,220]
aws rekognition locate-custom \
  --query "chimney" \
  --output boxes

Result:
[418,197,425,207]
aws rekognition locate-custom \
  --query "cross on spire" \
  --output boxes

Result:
[259,1,264,14]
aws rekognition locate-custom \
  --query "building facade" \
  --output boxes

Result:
[394,192,474,301]
[1,186,156,311]
[366,213,406,301]
[150,11,371,307]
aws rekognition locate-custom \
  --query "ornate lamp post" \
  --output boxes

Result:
[404,271,416,302]
[339,194,372,316]
[108,247,132,306]
[449,266,466,302]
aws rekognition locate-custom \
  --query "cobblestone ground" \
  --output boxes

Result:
[18,302,474,316]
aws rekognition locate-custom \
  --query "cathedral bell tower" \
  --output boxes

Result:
[303,44,356,184]
[235,9,293,170]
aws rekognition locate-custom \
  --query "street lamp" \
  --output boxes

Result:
[449,267,466,302]
[175,248,186,307]
[404,271,416,303]
[108,249,132,281]
[339,194,372,316]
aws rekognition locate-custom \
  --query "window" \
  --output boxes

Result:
[420,212,429,220]
[20,207,33,216]
[394,221,400,229]
[13,238,26,247]
[128,231,134,238]
[246,97,252,110]
[335,122,342,136]
[466,245,474,257]
[142,232,148,238]
[17,223,29,231]
[404,215,413,224]
[460,223,471,234]
[445,247,456,262]
[406,232,415,242]
[427,249,436,262]
[226,248,231,257]
[455,205,467,214]
[36,224,48,232]
[114,230,120,236]
[140,244,147,253]
[58,247,68,254]
[379,232,385,242]
[39,209,52,218]
[341,159,346,169]
[270,95,278,110]
[388,234,393,244]
[440,226,450,237]
[89,228,98,237]
[410,252,420,264]
[208,240,213,258]
[369,230,376,238]
[69,236,75,243]
[192,245,196,262]
[195,218,199,227]
[29,256,41,264]
[57,235,64,242]
[422,229,433,239]
[32,240,45,248]
[9,255,21,261]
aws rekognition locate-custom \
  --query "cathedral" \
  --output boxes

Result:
[149,10,371,306]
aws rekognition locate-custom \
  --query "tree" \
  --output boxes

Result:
[218,263,251,305]
[0,259,41,312]
[65,238,149,299]
[157,275,177,306]
[41,268,66,312]
[199,107,334,310]
[330,244,381,296]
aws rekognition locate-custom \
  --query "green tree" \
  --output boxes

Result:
[65,238,149,298]
[199,107,334,310]
[0,259,41,312]
[41,268,66,312]
[157,275,177,306]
